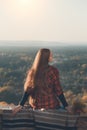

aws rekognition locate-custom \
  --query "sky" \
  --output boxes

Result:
[0,0,87,46]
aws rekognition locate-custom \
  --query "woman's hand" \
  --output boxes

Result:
[12,105,23,115]
[65,106,72,113]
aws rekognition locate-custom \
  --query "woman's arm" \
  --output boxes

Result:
[19,91,29,106]
[12,91,29,115]
[58,93,68,108]
[53,67,68,108]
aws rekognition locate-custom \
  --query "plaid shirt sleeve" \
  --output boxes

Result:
[49,66,63,96]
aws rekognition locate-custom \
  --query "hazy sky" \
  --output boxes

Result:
[0,0,87,45]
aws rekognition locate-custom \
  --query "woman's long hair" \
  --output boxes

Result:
[24,48,50,94]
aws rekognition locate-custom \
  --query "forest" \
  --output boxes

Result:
[0,45,87,106]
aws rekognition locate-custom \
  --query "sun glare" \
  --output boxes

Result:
[19,0,33,6]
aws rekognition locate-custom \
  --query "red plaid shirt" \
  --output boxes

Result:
[33,65,63,109]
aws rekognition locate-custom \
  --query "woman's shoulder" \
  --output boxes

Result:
[48,65,59,72]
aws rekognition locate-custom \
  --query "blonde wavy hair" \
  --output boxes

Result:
[24,48,51,94]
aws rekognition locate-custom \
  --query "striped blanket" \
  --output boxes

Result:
[0,107,87,130]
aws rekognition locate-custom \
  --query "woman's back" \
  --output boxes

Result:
[29,65,63,109]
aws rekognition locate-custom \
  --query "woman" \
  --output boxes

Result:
[12,48,69,114]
